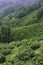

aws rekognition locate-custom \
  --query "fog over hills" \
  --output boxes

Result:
[0,0,43,9]
[0,0,37,8]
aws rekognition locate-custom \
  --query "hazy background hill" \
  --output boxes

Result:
[0,0,42,9]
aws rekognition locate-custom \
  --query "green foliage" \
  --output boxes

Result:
[0,39,43,65]
[11,22,43,41]
[37,6,43,19]
[0,3,42,28]
[17,47,35,61]
[0,49,11,55]
[30,42,41,50]
[0,2,43,65]
[0,25,11,43]
[0,53,6,63]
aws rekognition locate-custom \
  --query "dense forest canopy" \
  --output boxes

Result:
[0,0,43,65]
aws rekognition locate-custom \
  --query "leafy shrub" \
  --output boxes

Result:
[0,25,11,43]
[38,38,43,41]
[37,6,43,19]
[0,53,6,63]
[5,62,12,65]
[8,44,14,49]
[17,47,35,61]
[1,49,11,55]
[27,17,38,25]
[30,42,40,50]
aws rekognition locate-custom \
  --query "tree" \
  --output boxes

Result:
[37,7,43,19]
[0,25,11,43]
[0,53,6,63]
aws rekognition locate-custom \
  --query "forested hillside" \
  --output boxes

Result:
[0,0,43,65]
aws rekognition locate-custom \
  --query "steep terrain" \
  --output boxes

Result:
[0,1,43,65]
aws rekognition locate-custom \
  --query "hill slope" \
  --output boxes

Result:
[0,2,43,65]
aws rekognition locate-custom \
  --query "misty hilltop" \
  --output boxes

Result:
[0,0,42,9]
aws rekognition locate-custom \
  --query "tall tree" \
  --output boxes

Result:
[0,25,11,43]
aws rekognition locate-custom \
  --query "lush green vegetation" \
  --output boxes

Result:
[0,2,43,65]
[0,39,43,65]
